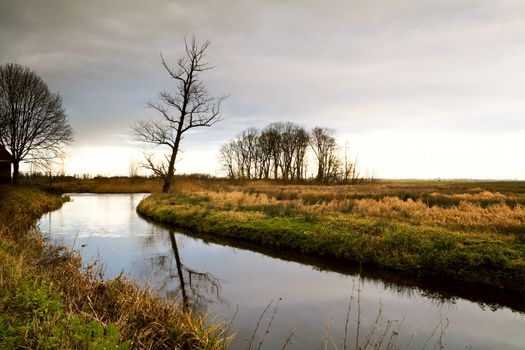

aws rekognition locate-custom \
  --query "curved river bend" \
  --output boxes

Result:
[38,194,525,349]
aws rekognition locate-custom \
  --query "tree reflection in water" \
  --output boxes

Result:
[167,230,224,312]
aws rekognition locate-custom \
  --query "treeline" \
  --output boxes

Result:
[219,122,362,183]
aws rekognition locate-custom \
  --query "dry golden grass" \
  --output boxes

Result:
[201,190,277,207]
[352,197,525,233]
[49,177,163,193]
[171,179,525,235]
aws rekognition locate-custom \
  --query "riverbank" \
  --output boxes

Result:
[0,185,228,349]
[137,180,525,293]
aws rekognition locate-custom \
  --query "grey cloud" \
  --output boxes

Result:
[1,0,525,175]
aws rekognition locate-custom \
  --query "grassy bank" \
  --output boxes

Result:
[0,185,228,349]
[137,180,525,292]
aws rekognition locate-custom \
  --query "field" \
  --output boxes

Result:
[137,179,525,292]
[31,175,164,193]
[0,185,228,349]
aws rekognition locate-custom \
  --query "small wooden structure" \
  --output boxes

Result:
[0,145,12,184]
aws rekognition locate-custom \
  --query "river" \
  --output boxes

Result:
[38,193,525,349]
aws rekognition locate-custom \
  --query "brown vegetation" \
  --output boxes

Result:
[167,180,525,235]
[46,176,164,193]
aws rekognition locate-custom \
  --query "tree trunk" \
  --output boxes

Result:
[317,163,323,182]
[162,136,181,193]
[169,230,189,310]
[12,160,19,185]
[162,151,176,193]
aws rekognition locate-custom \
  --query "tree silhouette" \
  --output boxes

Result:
[134,36,225,192]
[0,63,73,183]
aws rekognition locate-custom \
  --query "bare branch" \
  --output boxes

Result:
[140,152,168,180]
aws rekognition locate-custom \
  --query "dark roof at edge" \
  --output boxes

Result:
[0,145,12,162]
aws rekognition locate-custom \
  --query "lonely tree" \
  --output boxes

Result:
[134,37,224,192]
[0,63,73,184]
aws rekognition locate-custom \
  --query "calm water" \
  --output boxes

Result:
[38,194,525,349]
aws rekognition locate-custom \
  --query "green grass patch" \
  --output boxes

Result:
[138,192,525,292]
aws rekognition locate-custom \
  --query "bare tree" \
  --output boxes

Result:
[133,36,225,193]
[219,141,237,179]
[279,123,296,180]
[342,143,360,184]
[129,160,140,178]
[0,63,73,184]
[237,128,259,179]
[310,127,341,182]
[265,122,283,179]
[290,124,309,180]
[257,129,274,179]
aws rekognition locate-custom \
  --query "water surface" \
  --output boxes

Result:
[39,194,525,349]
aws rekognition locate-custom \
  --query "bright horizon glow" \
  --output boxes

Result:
[64,145,223,178]
[23,126,521,180]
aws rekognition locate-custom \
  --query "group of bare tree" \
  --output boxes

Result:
[220,122,309,181]
[220,123,360,183]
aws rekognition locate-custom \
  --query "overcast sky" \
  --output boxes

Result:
[1,0,524,179]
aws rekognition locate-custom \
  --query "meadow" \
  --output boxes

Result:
[137,179,525,292]
[28,175,164,193]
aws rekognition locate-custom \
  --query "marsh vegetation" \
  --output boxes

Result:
[137,178,525,292]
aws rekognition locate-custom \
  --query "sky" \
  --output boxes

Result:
[1,0,524,179]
